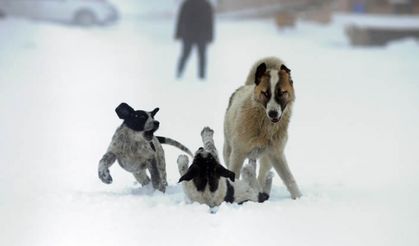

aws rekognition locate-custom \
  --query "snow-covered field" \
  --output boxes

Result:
[1,8,419,246]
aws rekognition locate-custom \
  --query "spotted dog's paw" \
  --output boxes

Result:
[99,168,113,184]
[157,183,167,193]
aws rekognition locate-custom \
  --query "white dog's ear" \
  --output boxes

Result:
[150,107,159,117]
[216,166,235,182]
[255,62,267,85]
[115,103,134,120]
[280,64,291,74]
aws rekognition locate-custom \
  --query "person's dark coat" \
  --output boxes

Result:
[175,0,214,43]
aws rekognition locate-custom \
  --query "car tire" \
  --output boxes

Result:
[74,9,97,26]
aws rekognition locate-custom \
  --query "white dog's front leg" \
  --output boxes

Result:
[270,153,302,199]
[149,157,167,193]
[229,148,247,179]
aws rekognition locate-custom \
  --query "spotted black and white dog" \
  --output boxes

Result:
[177,127,273,208]
[98,102,193,192]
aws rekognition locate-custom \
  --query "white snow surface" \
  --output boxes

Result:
[1,10,419,246]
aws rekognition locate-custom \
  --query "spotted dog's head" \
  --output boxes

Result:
[115,102,160,141]
[254,63,295,123]
[179,147,235,192]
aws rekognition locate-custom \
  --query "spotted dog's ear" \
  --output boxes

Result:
[216,165,235,182]
[150,107,159,117]
[280,64,291,74]
[178,165,199,182]
[115,103,134,120]
[255,62,267,85]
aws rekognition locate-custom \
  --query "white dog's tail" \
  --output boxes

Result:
[157,136,193,157]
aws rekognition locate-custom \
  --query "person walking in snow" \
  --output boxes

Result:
[175,0,214,80]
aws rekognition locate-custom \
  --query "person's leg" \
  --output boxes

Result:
[177,40,192,78]
[197,42,207,79]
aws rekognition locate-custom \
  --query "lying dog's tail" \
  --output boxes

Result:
[157,136,193,157]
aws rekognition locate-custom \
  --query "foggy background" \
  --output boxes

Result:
[1,0,418,246]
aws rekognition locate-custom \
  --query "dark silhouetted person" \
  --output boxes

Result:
[175,0,214,80]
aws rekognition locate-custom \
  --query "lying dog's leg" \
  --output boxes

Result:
[201,127,219,161]
[98,152,116,184]
[148,158,167,193]
[177,155,194,204]
[238,159,273,203]
[261,171,274,197]
[241,159,260,191]
[133,169,151,186]
[177,155,189,176]
[270,153,302,199]
[201,127,235,182]
[258,155,273,191]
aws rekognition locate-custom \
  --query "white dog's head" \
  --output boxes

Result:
[253,63,295,123]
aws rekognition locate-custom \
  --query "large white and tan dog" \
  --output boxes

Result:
[223,57,302,199]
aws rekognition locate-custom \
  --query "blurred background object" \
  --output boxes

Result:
[175,0,214,80]
[0,0,119,26]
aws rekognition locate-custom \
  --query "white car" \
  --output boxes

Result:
[0,0,118,26]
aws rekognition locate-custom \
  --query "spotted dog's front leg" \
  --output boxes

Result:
[98,152,116,184]
[133,169,151,186]
[270,153,302,199]
[149,157,167,193]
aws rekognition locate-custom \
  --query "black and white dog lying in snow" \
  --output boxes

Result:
[177,127,273,208]
[98,102,193,192]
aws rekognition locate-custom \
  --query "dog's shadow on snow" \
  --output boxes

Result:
[81,183,302,205]
[81,183,185,201]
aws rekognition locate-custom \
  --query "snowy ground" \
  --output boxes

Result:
[1,10,419,246]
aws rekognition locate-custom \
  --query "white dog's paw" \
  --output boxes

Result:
[289,183,302,200]
[98,169,113,184]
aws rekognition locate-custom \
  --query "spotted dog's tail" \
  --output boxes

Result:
[157,136,193,157]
